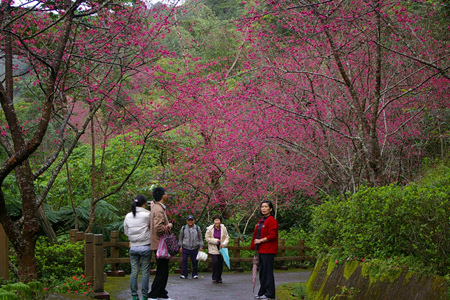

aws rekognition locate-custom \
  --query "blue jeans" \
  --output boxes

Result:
[130,249,152,298]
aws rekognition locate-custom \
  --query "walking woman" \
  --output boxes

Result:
[251,200,279,300]
[123,195,151,300]
[205,214,230,283]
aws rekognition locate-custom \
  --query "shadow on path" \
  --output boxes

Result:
[109,269,312,300]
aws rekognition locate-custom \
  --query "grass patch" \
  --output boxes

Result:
[277,282,310,300]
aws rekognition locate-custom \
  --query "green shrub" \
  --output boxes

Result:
[310,164,450,276]
[35,236,85,279]
[0,281,50,300]
[54,275,91,295]
[292,283,309,299]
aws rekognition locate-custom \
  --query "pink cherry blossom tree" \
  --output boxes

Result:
[0,0,183,281]
[233,0,450,193]
[152,0,449,222]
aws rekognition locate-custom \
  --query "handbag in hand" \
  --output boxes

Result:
[163,230,180,256]
[156,237,171,259]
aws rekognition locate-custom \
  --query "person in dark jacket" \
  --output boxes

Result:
[250,200,279,300]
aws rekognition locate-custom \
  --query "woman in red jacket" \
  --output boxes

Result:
[251,200,279,300]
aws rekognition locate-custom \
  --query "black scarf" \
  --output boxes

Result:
[255,216,268,250]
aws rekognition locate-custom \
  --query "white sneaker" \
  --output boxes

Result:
[193,275,199,279]
[148,298,157,300]
[180,275,186,279]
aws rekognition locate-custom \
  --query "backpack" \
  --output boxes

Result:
[181,225,202,244]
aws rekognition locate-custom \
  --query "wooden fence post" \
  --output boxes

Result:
[232,237,243,272]
[85,233,94,283]
[70,229,78,242]
[0,224,9,280]
[93,234,109,299]
[76,231,85,242]
[299,239,305,265]
[107,231,125,277]
[110,231,119,272]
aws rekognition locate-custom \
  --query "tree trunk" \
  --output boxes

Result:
[86,118,96,233]
[37,207,57,243]
[15,164,40,282]
[16,240,38,282]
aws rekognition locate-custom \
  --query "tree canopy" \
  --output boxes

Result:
[1,0,449,281]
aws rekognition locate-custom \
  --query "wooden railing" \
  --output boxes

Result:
[69,229,315,299]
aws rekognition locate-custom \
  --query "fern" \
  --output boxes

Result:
[0,280,49,300]
[0,291,18,300]
[0,282,31,299]
[26,281,43,293]
[43,198,119,232]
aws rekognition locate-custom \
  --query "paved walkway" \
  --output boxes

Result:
[112,270,311,300]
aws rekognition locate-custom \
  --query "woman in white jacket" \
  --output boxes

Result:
[124,195,151,300]
[205,214,230,283]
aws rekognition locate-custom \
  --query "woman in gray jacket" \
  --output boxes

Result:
[124,195,151,300]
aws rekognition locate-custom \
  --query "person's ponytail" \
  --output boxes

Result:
[131,194,147,217]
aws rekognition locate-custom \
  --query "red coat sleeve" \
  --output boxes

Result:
[250,216,278,254]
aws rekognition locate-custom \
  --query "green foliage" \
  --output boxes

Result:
[200,0,245,20]
[48,199,118,235]
[0,281,49,300]
[291,283,309,299]
[54,275,91,295]
[330,285,358,300]
[3,175,21,218]
[404,0,450,40]
[277,198,313,232]
[277,282,310,300]
[159,0,244,74]
[0,276,90,299]
[232,227,314,270]
[43,131,161,232]
[310,163,450,276]
[35,236,84,279]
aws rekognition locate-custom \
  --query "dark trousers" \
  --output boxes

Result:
[182,247,199,277]
[211,253,223,281]
[258,253,276,298]
[148,250,169,299]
